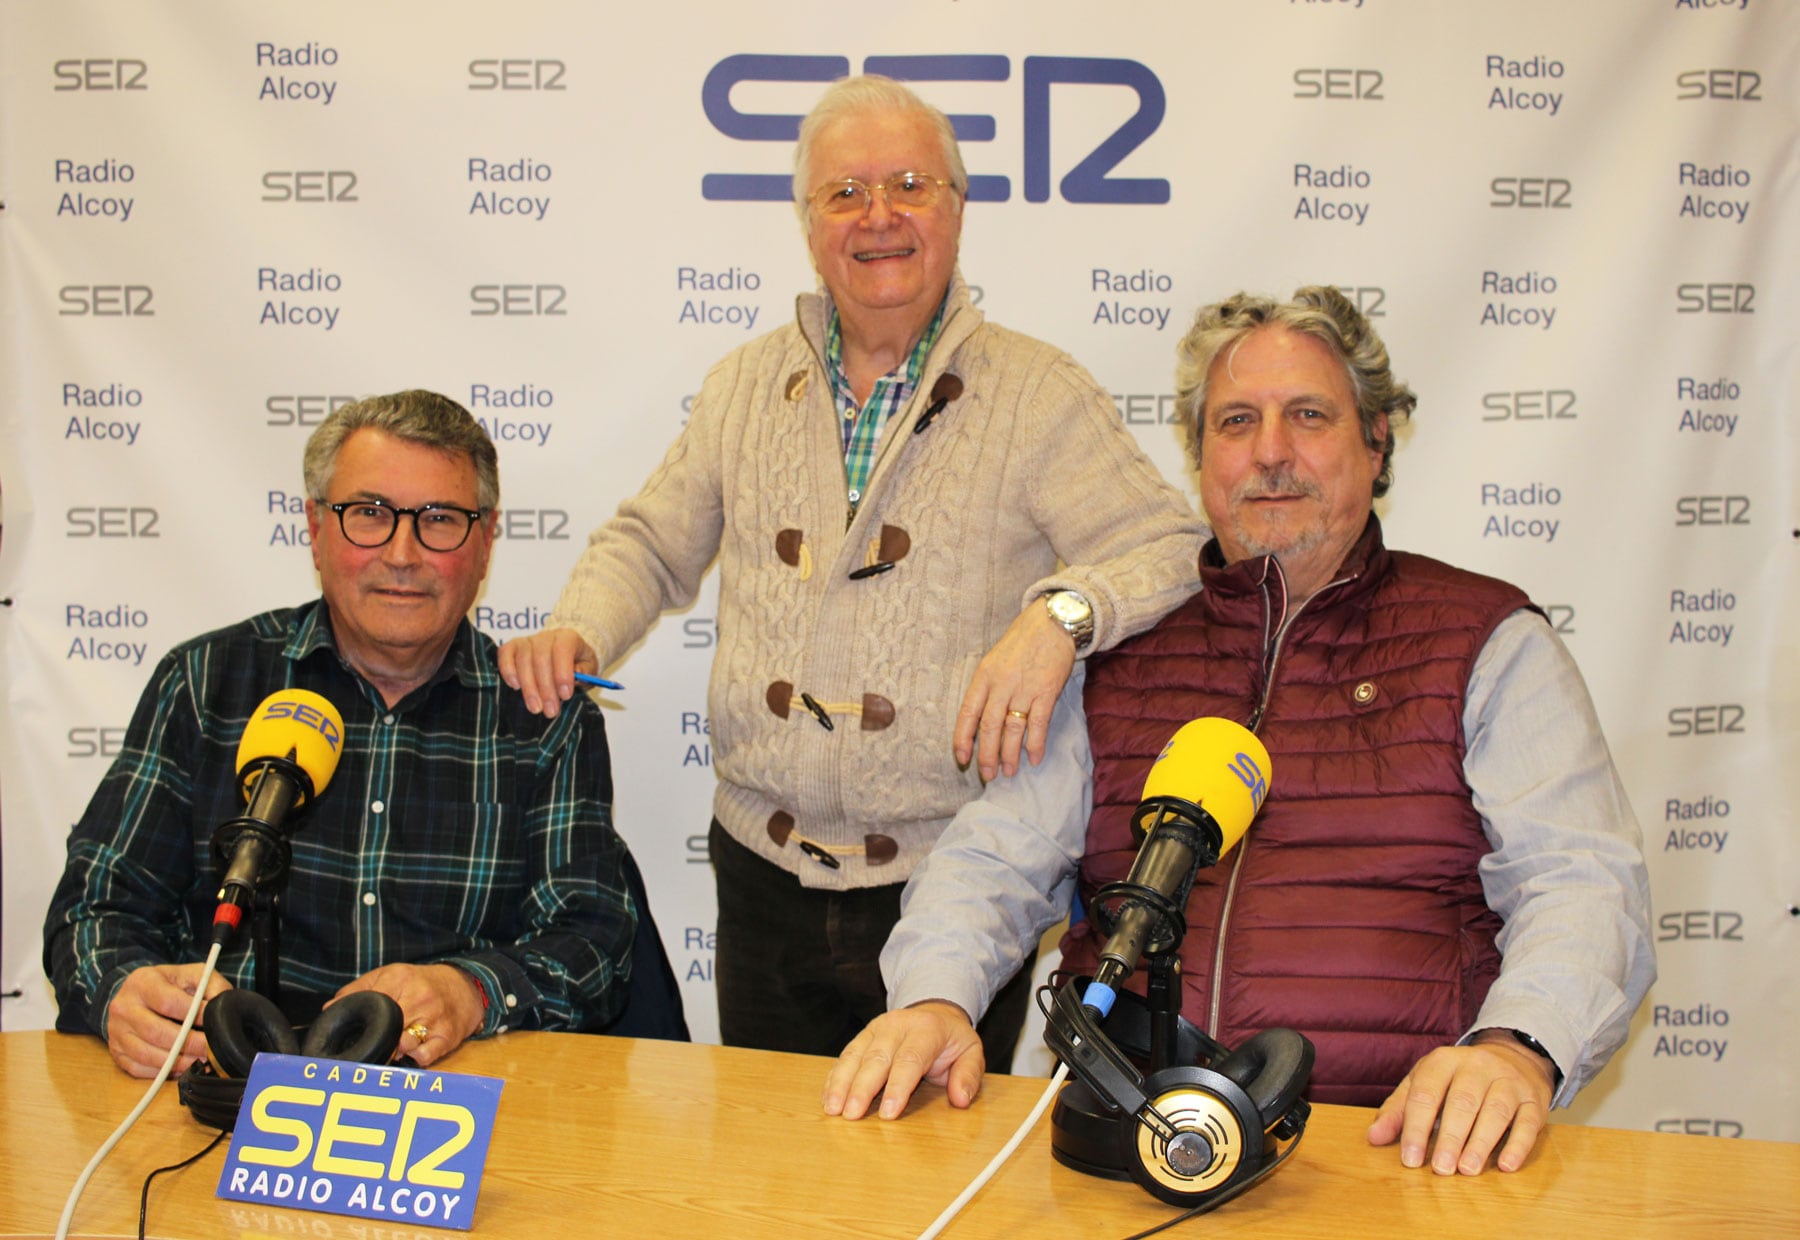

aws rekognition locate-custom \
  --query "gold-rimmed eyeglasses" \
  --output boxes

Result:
[808,172,957,218]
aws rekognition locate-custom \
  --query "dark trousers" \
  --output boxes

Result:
[709,820,1035,1071]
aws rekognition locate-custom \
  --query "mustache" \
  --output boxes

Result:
[1232,467,1322,503]
[365,575,436,594]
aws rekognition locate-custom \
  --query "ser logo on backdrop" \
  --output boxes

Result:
[470,285,566,316]
[468,60,566,91]
[1656,910,1743,942]
[682,618,718,649]
[66,507,159,538]
[1676,283,1754,314]
[701,54,1169,204]
[53,59,148,91]
[491,510,570,540]
[1666,704,1745,736]
[68,726,127,758]
[1675,69,1761,101]
[1489,177,1571,208]
[1481,389,1577,423]
[1293,68,1383,100]
[59,285,154,316]
[267,395,360,428]
[261,171,358,202]
[1657,1119,1743,1139]
[1673,496,1750,526]
[1541,604,1575,636]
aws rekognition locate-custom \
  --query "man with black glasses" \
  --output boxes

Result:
[44,390,639,1077]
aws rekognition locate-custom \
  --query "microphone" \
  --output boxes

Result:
[210,689,345,944]
[1085,718,1272,1015]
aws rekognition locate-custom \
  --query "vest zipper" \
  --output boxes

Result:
[1207,558,1354,1037]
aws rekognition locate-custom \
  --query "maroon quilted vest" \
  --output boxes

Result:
[1061,518,1535,1106]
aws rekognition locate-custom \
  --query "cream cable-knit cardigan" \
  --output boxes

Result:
[551,274,1205,890]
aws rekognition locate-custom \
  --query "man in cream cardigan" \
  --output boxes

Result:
[501,76,1204,1065]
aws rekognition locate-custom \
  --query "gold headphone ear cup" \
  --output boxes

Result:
[1121,1067,1260,1207]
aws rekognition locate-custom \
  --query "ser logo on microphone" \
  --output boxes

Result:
[1229,751,1268,811]
[259,697,343,752]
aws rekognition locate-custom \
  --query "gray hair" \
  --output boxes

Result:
[303,390,499,511]
[1173,286,1416,499]
[792,74,967,224]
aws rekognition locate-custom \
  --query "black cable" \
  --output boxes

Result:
[139,1129,229,1240]
[1115,1133,1303,1240]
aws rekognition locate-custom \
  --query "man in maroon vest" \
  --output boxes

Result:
[824,287,1653,1178]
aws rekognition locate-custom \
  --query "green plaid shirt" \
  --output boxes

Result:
[825,299,947,517]
[44,600,635,1037]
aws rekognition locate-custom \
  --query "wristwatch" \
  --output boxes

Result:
[1043,590,1095,651]
[1496,1028,1563,1087]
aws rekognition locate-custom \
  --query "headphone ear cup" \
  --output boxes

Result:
[205,988,300,1078]
[301,991,404,1064]
[1119,1065,1265,1207]
[178,1059,248,1129]
[1212,1027,1314,1131]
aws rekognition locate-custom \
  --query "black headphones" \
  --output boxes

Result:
[1044,980,1314,1209]
[178,989,404,1129]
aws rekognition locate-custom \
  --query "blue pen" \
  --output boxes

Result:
[573,673,625,691]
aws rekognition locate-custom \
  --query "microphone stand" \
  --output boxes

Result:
[249,886,283,1002]
[1144,949,1181,1076]
[1045,948,1194,1179]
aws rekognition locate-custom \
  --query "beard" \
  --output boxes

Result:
[1223,465,1329,562]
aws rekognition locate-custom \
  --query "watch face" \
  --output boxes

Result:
[1050,592,1091,623]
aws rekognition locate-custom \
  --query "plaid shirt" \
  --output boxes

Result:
[44,600,635,1038]
[825,299,946,518]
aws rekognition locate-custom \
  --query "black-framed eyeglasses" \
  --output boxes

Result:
[807,171,957,217]
[325,500,487,552]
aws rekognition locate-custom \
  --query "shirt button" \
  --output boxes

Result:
[370,800,385,814]
[383,713,396,725]
[504,994,518,1009]
[361,891,376,906]
[847,488,861,503]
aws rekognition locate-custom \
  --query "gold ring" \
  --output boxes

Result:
[407,1022,430,1043]
[1006,709,1029,722]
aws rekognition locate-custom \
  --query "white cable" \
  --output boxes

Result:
[56,942,224,1240]
[915,1061,1070,1240]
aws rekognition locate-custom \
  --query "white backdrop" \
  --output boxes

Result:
[1,1,1795,1143]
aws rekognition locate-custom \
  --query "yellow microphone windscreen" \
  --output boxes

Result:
[1139,717,1273,856]
[236,689,345,805]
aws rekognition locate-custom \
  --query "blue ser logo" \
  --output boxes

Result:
[701,54,1168,205]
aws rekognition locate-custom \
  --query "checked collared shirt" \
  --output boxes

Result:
[824,299,946,522]
[44,600,635,1037]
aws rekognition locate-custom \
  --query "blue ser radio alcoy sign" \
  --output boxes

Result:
[217,1053,504,1229]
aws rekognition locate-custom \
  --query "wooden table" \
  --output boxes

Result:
[4,1030,1794,1239]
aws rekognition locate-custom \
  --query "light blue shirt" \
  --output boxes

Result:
[882,608,1655,1107]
